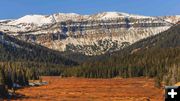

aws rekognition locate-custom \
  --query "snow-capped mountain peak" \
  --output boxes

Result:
[0,11,179,56]
[89,12,154,20]
[97,12,128,19]
[52,13,86,22]
[5,12,156,26]
[160,15,180,24]
[7,15,55,26]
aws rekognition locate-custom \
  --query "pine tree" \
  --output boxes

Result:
[154,76,161,88]
[0,67,8,98]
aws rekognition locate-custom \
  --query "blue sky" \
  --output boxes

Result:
[0,0,180,19]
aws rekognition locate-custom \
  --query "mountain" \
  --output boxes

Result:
[0,31,77,66]
[61,24,180,86]
[107,24,180,85]
[115,23,180,54]
[88,12,154,20]
[0,12,179,55]
[7,15,56,26]
[160,15,180,24]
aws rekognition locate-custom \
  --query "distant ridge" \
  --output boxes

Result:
[0,12,179,56]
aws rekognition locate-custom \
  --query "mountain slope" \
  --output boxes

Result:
[62,24,180,85]
[89,12,154,20]
[0,31,77,66]
[160,15,180,24]
[1,12,178,56]
[8,15,55,26]
[119,23,180,54]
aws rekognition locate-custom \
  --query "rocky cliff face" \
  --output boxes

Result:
[0,12,179,55]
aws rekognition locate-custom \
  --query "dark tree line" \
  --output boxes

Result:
[0,23,179,98]
[61,48,180,88]
[0,62,39,98]
[60,24,180,87]
[0,32,77,98]
[31,24,180,88]
[0,32,77,66]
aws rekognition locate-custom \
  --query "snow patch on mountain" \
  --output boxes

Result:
[0,12,179,56]
[4,12,156,27]
[6,13,86,27]
[160,15,180,24]
[7,15,55,26]
[53,13,87,22]
[89,12,155,20]
[40,26,170,55]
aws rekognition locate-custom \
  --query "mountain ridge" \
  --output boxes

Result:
[0,12,179,56]
[0,31,77,66]
[1,12,179,25]
[61,24,180,86]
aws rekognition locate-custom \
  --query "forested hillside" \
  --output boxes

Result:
[0,24,179,98]
[0,31,78,77]
[63,24,180,86]
[0,32,77,98]
[0,32,77,65]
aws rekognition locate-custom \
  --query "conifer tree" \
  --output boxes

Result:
[0,67,8,98]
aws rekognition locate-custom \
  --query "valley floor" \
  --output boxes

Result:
[13,77,164,101]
